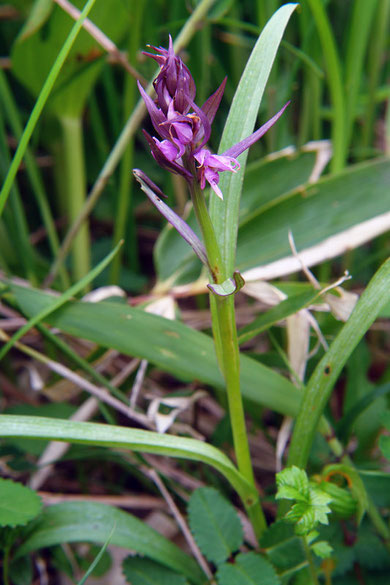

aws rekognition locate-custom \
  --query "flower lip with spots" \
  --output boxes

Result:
[138,36,289,200]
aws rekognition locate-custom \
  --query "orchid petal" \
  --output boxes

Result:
[142,130,192,179]
[222,101,290,159]
[137,81,169,139]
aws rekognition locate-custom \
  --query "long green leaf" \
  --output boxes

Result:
[156,144,325,286]
[0,415,256,510]
[15,501,203,584]
[209,3,297,277]
[287,257,390,469]
[0,241,123,361]
[10,283,302,418]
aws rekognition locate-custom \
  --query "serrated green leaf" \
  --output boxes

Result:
[16,502,203,584]
[0,478,41,527]
[311,540,333,559]
[275,486,307,503]
[217,552,280,585]
[276,467,310,500]
[260,521,305,575]
[122,557,188,585]
[188,487,243,565]
[276,468,332,536]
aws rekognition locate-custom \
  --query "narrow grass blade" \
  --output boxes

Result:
[0,415,257,511]
[0,240,123,361]
[0,0,98,217]
[287,257,390,469]
[77,524,115,585]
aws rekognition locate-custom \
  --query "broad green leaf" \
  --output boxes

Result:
[122,557,188,585]
[156,157,390,287]
[0,478,42,527]
[9,556,33,585]
[209,3,298,276]
[0,240,122,360]
[10,283,302,418]
[156,143,323,286]
[260,521,305,576]
[18,0,54,40]
[216,552,280,585]
[0,415,257,515]
[236,159,390,275]
[11,0,129,118]
[188,487,243,565]
[380,411,390,461]
[16,501,203,584]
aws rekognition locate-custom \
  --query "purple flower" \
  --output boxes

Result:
[138,37,289,200]
[194,149,240,200]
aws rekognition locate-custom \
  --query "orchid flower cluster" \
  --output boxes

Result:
[137,36,289,201]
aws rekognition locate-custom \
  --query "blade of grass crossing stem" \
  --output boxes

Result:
[0,415,257,513]
[0,240,123,361]
[0,0,98,217]
[287,257,390,469]
[209,3,297,278]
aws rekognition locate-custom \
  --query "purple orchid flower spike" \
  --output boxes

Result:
[137,38,289,201]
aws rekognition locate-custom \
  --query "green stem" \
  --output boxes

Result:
[303,536,319,585]
[189,180,224,283]
[189,180,266,539]
[60,115,91,283]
